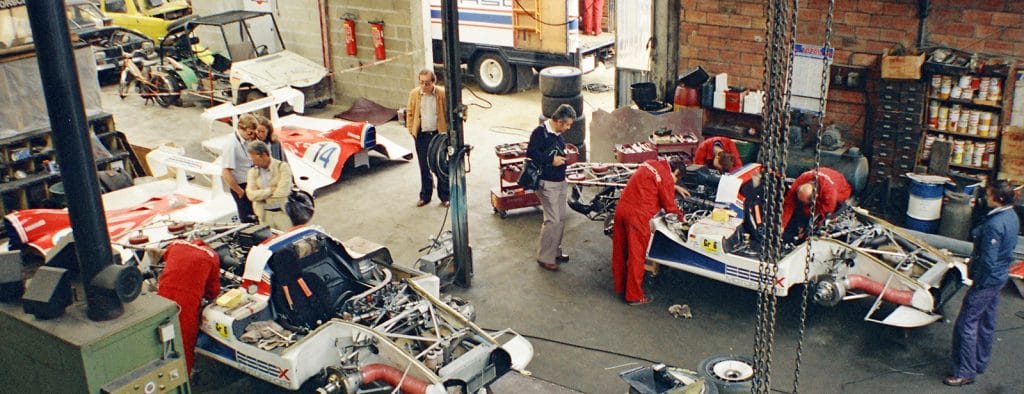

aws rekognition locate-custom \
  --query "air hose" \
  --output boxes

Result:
[426,133,471,186]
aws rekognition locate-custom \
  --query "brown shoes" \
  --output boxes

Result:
[441,201,450,207]
[943,376,974,386]
[416,200,428,207]
[537,260,559,271]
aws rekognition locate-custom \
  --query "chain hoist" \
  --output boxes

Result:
[752,0,798,393]
[792,1,835,393]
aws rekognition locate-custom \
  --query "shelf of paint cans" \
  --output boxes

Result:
[921,135,996,170]
[925,102,1000,139]
[927,74,1004,110]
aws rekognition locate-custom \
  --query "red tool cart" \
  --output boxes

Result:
[649,131,701,163]
[491,142,578,218]
[491,142,541,218]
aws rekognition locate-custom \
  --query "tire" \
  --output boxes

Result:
[542,93,584,118]
[474,52,515,94]
[539,66,582,97]
[562,115,586,145]
[697,354,755,394]
[151,74,181,107]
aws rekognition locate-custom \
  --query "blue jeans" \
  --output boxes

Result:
[951,284,1003,378]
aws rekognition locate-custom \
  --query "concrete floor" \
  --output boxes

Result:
[100,65,1024,394]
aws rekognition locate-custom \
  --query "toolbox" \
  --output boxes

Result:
[615,142,659,163]
[491,141,541,218]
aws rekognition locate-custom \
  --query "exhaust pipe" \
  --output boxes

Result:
[845,274,914,306]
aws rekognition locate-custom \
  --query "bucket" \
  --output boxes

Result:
[906,173,948,233]
[631,82,659,110]
[47,182,66,208]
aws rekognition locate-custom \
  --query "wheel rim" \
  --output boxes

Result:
[479,58,504,88]
[711,360,754,382]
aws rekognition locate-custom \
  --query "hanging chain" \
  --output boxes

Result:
[792,0,834,393]
[753,0,798,393]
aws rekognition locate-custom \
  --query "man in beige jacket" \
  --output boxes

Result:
[246,141,294,230]
[406,69,449,207]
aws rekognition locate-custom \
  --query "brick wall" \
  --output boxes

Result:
[328,1,428,109]
[679,0,1024,146]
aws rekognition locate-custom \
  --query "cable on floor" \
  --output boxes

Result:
[584,82,613,92]
[463,85,493,110]
[489,126,531,139]
[839,361,937,391]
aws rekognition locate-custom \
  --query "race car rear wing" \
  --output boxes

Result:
[201,86,305,133]
[145,145,226,200]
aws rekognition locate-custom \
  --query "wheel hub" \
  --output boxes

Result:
[712,360,754,382]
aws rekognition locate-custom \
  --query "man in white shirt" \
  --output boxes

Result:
[220,115,259,223]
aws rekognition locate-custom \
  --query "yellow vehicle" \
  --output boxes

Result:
[97,0,192,41]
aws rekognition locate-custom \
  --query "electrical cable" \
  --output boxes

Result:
[489,126,531,138]
[477,326,662,365]
[479,325,791,393]
[584,82,613,92]
[463,85,493,109]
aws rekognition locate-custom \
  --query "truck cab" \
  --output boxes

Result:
[429,0,613,94]
[98,0,193,41]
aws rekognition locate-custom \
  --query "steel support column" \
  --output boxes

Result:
[26,0,122,321]
[441,0,472,287]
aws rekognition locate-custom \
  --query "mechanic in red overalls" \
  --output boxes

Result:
[781,167,852,242]
[157,240,221,374]
[612,159,688,305]
[692,136,743,172]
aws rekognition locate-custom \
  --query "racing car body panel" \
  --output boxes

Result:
[4,147,237,262]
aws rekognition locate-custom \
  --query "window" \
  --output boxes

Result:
[104,0,127,13]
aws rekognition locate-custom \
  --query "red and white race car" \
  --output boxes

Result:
[202,88,412,194]
[4,147,238,263]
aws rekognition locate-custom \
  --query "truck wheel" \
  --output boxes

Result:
[474,53,515,94]
[542,93,584,118]
[697,354,754,394]
[539,66,582,97]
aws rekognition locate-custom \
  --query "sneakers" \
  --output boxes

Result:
[943,376,974,386]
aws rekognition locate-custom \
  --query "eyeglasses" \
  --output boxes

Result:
[419,79,434,85]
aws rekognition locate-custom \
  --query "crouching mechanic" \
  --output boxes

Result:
[693,136,742,172]
[612,159,688,305]
[156,240,220,374]
[781,167,851,242]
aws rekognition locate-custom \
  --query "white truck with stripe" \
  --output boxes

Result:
[429,0,613,93]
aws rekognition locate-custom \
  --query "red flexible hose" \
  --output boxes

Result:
[845,274,914,306]
[360,363,429,394]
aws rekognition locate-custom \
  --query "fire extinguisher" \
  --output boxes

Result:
[369,20,385,60]
[342,16,357,56]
